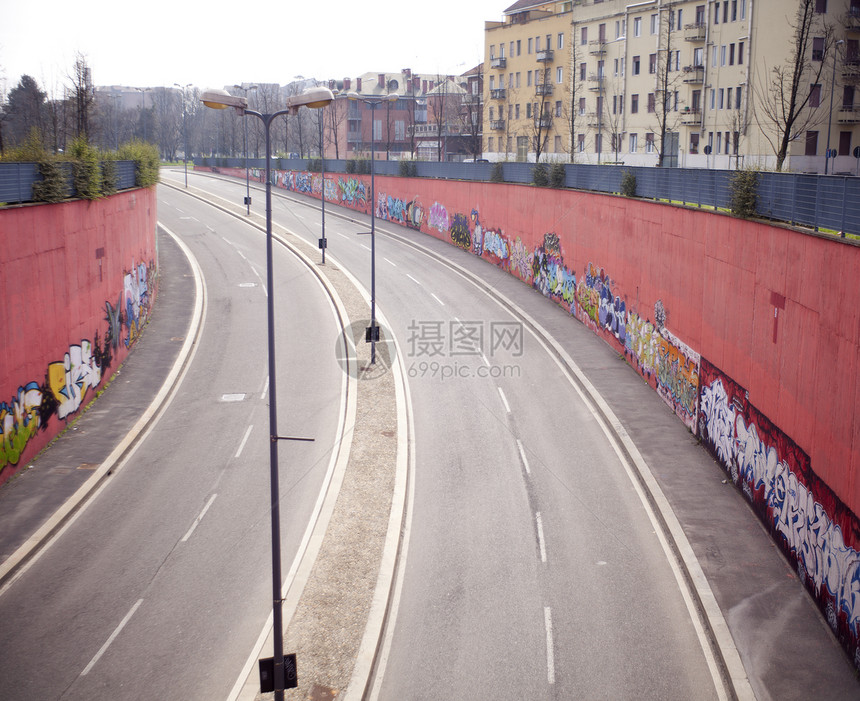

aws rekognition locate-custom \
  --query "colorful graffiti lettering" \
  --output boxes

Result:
[698,359,860,645]
[0,383,44,470]
[508,238,533,283]
[405,198,424,230]
[654,331,699,428]
[338,178,368,208]
[449,213,471,250]
[471,210,484,256]
[1,258,155,478]
[625,312,658,377]
[429,201,449,233]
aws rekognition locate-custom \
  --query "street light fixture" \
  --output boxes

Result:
[825,39,845,175]
[174,83,192,186]
[233,85,259,215]
[201,84,333,701]
[347,90,398,364]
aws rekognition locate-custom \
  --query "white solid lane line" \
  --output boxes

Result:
[497,386,511,413]
[234,425,253,459]
[81,599,144,676]
[181,494,219,543]
[544,606,555,685]
[516,439,531,476]
[535,512,547,564]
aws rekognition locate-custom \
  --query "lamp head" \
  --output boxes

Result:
[201,89,248,112]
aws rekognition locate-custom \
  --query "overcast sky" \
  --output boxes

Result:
[1,0,503,94]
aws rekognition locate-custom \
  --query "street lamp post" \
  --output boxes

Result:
[347,90,398,364]
[234,85,258,214]
[174,83,192,186]
[201,85,333,701]
[825,39,845,175]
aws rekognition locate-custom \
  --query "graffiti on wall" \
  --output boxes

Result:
[449,213,471,251]
[699,358,860,659]
[1,258,156,475]
[338,177,368,209]
[376,192,425,231]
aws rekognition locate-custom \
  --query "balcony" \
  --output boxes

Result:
[534,115,552,128]
[490,88,507,100]
[587,73,605,91]
[843,57,860,83]
[535,83,554,96]
[682,65,705,83]
[589,40,606,55]
[680,107,702,125]
[536,49,554,62]
[838,106,860,123]
[490,119,506,130]
[586,112,602,128]
[684,22,706,42]
[490,56,507,69]
[844,6,860,31]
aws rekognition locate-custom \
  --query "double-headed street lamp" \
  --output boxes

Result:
[347,90,398,364]
[201,85,333,701]
[233,84,258,214]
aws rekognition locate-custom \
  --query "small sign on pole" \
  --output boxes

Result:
[259,653,298,693]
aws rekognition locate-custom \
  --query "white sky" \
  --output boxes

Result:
[1,0,503,94]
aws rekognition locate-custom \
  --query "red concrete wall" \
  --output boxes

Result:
[201,164,860,660]
[1,188,158,485]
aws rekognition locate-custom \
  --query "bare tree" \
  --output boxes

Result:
[754,0,835,170]
[325,92,348,159]
[69,52,94,140]
[562,32,584,162]
[457,68,484,159]
[530,65,554,162]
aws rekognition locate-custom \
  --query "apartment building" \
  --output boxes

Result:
[484,0,860,171]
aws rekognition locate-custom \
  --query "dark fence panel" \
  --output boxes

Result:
[0,161,140,205]
[191,157,860,237]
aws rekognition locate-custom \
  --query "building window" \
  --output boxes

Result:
[579,97,586,115]
[806,131,818,156]
[630,133,638,152]
[725,131,731,154]
[517,40,521,55]
[554,135,563,152]
[526,103,532,118]
[633,56,641,75]
[557,67,563,83]
[716,132,722,153]
[727,87,733,108]
[646,133,655,152]
[647,92,655,112]
[732,0,738,20]
[555,100,562,117]
[510,41,515,57]
[631,94,639,113]
[736,85,743,109]
[581,26,587,45]
[839,131,852,156]
[738,41,744,65]
[729,43,735,65]
[812,37,825,61]
[715,2,720,23]
[721,45,727,66]
[649,53,657,74]
[815,0,827,12]
[515,104,520,119]
[395,120,405,140]
[527,71,532,87]
[488,136,494,152]
[690,133,700,154]
[578,133,585,152]
[580,63,587,81]
[517,72,521,88]
[558,33,564,50]
[650,13,658,34]
[733,132,740,154]
[490,45,495,59]
[595,133,602,152]
[634,17,641,37]
[810,84,822,108]
[710,89,716,109]
[718,88,724,109]
[529,37,533,53]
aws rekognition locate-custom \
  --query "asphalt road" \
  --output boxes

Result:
[162,170,721,699]
[0,187,346,700]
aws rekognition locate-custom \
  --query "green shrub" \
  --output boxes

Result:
[307,158,322,172]
[621,170,637,197]
[345,159,356,174]
[490,162,504,183]
[532,162,549,187]
[116,139,160,187]
[399,160,418,177]
[730,168,759,218]
[101,159,118,196]
[550,162,566,188]
[68,136,103,200]
[32,157,69,202]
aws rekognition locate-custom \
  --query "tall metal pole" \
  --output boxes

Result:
[320,111,327,264]
[370,101,378,364]
[244,117,251,213]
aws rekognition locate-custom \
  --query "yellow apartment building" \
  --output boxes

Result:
[484,0,860,172]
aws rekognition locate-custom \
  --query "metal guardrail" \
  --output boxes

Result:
[193,156,860,237]
[0,161,138,204]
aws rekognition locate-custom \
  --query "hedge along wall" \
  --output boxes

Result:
[1,187,158,486]
[200,164,860,664]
